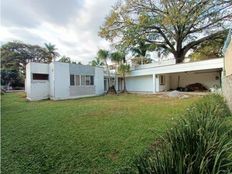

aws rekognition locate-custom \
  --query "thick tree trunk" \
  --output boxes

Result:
[106,85,117,94]
[104,60,111,89]
[105,60,117,95]
[174,50,185,63]
[122,74,127,93]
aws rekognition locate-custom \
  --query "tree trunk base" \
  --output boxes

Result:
[106,86,117,95]
[120,90,128,94]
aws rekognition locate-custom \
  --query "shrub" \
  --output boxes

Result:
[121,95,232,174]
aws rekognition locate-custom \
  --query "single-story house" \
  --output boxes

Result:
[25,57,223,101]
[25,62,104,100]
[120,58,223,93]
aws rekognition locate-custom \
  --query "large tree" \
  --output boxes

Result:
[1,41,49,73]
[99,0,232,63]
[188,34,226,61]
[1,41,50,87]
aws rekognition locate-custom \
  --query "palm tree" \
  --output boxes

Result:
[90,57,104,66]
[97,49,109,65]
[97,49,111,90]
[131,41,153,65]
[111,51,125,64]
[110,51,131,93]
[59,55,71,63]
[110,51,125,91]
[44,43,59,62]
[118,63,130,93]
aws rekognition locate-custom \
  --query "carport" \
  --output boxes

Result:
[156,69,222,92]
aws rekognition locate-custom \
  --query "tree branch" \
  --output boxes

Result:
[183,30,226,54]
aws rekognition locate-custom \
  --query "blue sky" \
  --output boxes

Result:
[1,0,117,63]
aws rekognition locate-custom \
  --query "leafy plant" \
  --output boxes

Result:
[121,95,232,174]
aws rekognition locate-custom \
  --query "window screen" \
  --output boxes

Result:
[75,75,80,86]
[86,76,91,85]
[32,73,49,80]
[81,76,86,85]
[70,75,75,86]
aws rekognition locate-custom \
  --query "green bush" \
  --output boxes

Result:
[121,94,232,174]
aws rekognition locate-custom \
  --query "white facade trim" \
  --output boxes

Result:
[128,58,223,77]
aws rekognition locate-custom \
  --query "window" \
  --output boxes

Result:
[160,75,165,85]
[75,75,80,86]
[32,73,49,80]
[104,78,108,91]
[81,75,86,85]
[80,75,94,86]
[70,75,75,86]
[86,76,91,85]
[90,76,94,85]
[71,75,94,86]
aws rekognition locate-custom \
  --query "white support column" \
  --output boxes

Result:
[155,75,160,92]
[152,74,156,93]
[221,69,224,89]
[115,76,118,91]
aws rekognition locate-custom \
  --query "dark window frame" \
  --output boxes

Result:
[160,75,165,85]
[32,73,49,80]
[70,74,75,86]
[90,76,94,85]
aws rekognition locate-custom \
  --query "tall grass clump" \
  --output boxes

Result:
[121,94,232,174]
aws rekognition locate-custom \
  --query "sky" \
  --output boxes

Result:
[1,0,117,64]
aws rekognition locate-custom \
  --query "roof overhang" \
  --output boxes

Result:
[128,58,223,77]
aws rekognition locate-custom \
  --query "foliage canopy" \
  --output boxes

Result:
[99,0,232,63]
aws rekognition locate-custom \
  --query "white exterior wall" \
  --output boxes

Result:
[95,67,104,95]
[51,62,70,100]
[26,62,50,101]
[49,63,55,98]
[26,62,105,101]
[126,75,153,92]
[25,63,31,95]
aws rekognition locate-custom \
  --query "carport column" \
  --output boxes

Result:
[221,70,224,89]
[155,75,160,92]
[152,74,156,93]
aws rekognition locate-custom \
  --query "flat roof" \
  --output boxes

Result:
[128,58,223,77]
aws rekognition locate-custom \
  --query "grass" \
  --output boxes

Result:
[128,95,232,174]
[2,92,200,174]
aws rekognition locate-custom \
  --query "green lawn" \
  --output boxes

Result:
[1,92,200,174]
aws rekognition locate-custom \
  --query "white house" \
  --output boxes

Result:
[25,62,104,100]
[121,58,223,93]
[25,58,223,101]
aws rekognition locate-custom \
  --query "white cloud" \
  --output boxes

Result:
[0,0,117,64]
